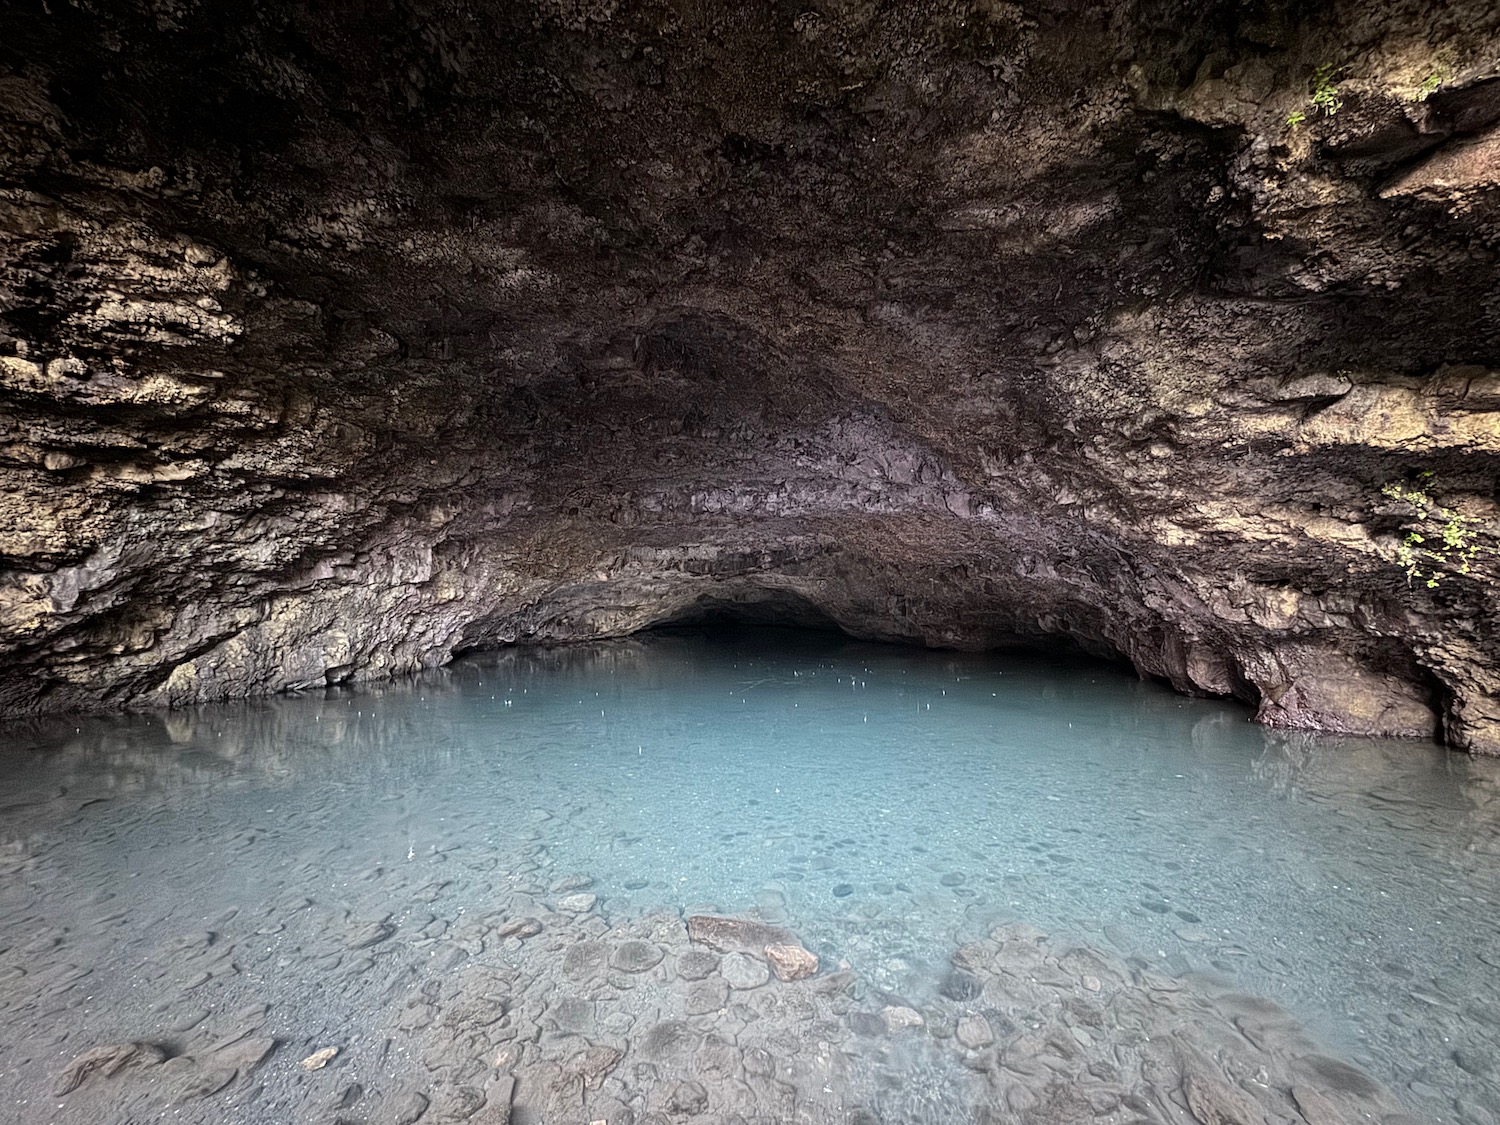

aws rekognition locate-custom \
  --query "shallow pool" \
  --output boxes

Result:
[2,628,1498,1124]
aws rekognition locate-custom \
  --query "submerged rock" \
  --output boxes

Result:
[955,1014,994,1050]
[674,950,720,981]
[765,942,819,982]
[881,1006,926,1032]
[389,1090,429,1125]
[686,915,798,954]
[172,1064,237,1103]
[343,919,395,950]
[211,1036,277,1074]
[300,1047,339,1071]
[720,952,771,990]
[610,940,665,974]
[54,1042,166,1095]
[497,918,543,940]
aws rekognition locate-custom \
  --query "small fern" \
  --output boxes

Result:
[1382,474,1485,588]
[1310,64,1344,116]
[1287,63,1344,128]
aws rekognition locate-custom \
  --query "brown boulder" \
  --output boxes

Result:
[764,942,819,982]
[686,915,797,954]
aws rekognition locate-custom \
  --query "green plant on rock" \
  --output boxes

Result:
[1310,64,1344,115]
[1286,63,1344,127]
[1381,473,1485,588]
[1417,70,1445,101]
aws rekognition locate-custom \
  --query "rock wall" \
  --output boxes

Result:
[1,0,1498,750]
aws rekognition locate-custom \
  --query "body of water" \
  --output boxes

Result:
[2,628,1497,1124]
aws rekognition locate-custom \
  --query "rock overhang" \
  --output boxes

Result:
[0,0,1497,751]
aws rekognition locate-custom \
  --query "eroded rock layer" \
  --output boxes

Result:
[1,0,1498,749]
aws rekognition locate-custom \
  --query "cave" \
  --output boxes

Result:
[651,587,847,631]
[2,1,1499,1123]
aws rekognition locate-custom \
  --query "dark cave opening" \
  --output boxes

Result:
[648,588,847,633]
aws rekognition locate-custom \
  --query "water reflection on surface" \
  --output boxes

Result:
[2,629,1499,1122]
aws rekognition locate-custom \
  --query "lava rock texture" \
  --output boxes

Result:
[2,0,1498,750]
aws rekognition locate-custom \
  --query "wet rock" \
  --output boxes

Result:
[1181,1074,1263,1125]
[301,1046,340,1070]
[442,995,509,1029]
[956,1014,994,1050]
[556,894,598,914]
[693,1034,741,1079]
[721,952,770,990]
[551,875,594,894]
[686,915,798,953]
[810,971,857,1001]
[1291,1084,1347,1125]
[562,940,610,980]
[939,969,982,1001]
[166,1009,209,1033]
[211,1035,277,1073]
[431,1084,487,1120]
[743,1046,775,1078]
[173,1063,237,1102]
[675,950,720,980]
[497,918,542,939]
[881,1006,924,1032]
[1292,1055,1384,1100]
[545,997,597,1035]
[391,1089,431,1124]
[331,1082,364,1111]
[480,1076,515,1124]
[832,884,854,897]
[685,977,730,1015]
[755,886,788,921]
[1455,1047,1496,1077]
[567,1045,622,1089]
[345,918,396,949]
[54,1042,166,1095]
[765,942,819,982]
[611,940,664,973]
[638,1021,703,1066]
[666,1080,708,1115]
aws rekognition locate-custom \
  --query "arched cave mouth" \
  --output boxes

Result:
[0,1,1493,753]
[635,593,1145,683]
[649,589,847,634]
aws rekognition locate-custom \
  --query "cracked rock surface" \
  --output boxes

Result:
[1,0,1499,749]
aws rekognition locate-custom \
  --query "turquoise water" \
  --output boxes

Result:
[2,628,1499,1122]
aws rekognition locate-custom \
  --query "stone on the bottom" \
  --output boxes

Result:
[765,942,819,982]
